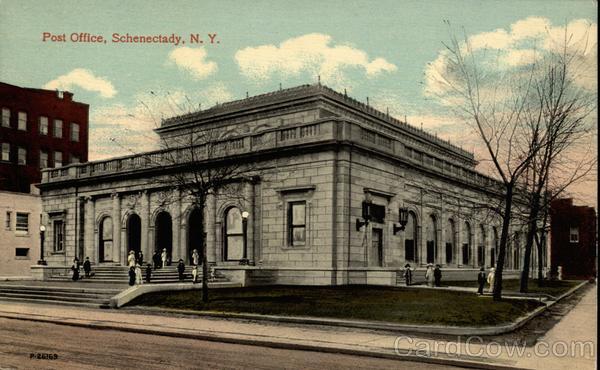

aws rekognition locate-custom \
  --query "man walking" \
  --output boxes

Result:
[403,264,413,286]
[83,257,92,278]
[434,264,442,287]
[177,259,185,281]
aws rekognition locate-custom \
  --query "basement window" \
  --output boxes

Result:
[15,248,29,258]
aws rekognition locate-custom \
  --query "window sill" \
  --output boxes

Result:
[15,231,30,237]
[15,256,30,260]
[51,251,65,255]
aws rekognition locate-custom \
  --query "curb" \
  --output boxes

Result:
[0,309,524,370]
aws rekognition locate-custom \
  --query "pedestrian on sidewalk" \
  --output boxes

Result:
[177,259,185,281]
[487,267,495,293]
[425,264,434,287]
[191,265,198,284]
[477,267,486,295]
[128,266,136,286]
[434,264,442,287]
[161,248,168,268]
[403,264,412,286]
[83,257,91,278]
[135,263,143,285]
[70,263,80,281]
[145,264,152,283]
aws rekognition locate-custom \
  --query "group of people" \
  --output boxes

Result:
[70,257,92,281]
[126,248,202,286]
[402,263,497,294]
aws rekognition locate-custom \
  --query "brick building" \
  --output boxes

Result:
[37,84,527,285]
[550,198,597,279]
[0,82,89,193]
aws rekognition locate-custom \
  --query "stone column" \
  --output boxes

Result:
[244,181,255,263]
[111,191,121,264]
[207,192,217,263]
[141,191,149,259]
[84,196,96,263]
[172,188,181,261]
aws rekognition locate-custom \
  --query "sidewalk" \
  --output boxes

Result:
[0,285,595,370]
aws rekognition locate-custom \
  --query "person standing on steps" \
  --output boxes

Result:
[128,266,136,286]
[191,264,198,284]
[477,267,486,295]
[161,248,168,268]
[135,263,142,285]
[137,251,144,266]
[192,249,199,266]
[177,259,185,281]
[152,250,160,269]
[83,257,91,278]
[70,262,80,281]
[425,264,434,287]
[127,250,136,268]
[145,264,152,283]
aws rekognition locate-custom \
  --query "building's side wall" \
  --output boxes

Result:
[0,191,41,276]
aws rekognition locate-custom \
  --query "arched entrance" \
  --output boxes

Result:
[187,208,204,264]
[99,216,113,262]
[155,211,172,265]
[127,214,141,257]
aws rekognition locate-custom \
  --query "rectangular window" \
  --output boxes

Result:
[39,116,48,135]
[569,226,579,243]
[71,155,80,164]
[17,147,26,165]
[54,119,63,138]
[17,112,27,131]
[288,201,306,246]
[40,150,48,168]
[70,122,80,142]
[15,248,29,257]
[54,151,62,167]
[1,143,9,161]
[53,220,64,252]
[16,212,29,232]
[5,211,11,230]
[1,108,10,127]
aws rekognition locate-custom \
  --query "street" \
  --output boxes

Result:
[0,317,461,370]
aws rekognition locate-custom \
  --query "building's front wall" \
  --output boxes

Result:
[39,85,528,285]
[0,191,41,276]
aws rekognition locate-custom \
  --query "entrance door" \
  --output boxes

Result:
[427,241,435,264]
[370,228,383,267]
[127,214,141,257]
[155,211,172,264]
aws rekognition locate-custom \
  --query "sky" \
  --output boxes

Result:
[0,0,597,205]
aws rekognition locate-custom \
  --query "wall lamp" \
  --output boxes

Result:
[356,197,373,231]
[393,207,409,235]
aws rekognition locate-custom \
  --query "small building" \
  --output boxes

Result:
[38,84,527,285]
[0,190,41,277]
[0,81,89,193]
[550,198,597,279]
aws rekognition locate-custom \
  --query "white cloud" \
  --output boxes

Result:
[234,33,397,86]
[510,17,551,41]
[499,49,537,67]
[88,84,234,160]
[168,47,218,79]
[43,68,116,98]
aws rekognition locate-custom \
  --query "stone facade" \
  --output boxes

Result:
[0,190,41,276]
[38,84,526,285]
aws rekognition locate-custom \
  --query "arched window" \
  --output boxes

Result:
[99,216,113,262]
[462,221,471,265]
[478,224,486,267]
[445,219,455,264]
[224,207,243,260]
[426,215,437,264]
[404,211,417,262]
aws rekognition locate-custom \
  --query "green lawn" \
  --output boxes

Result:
[444,279,582,297]
[128,285,543,326]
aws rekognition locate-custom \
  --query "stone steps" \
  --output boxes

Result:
[0,284,119,308]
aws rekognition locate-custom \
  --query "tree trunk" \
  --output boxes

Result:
[520,192,541,292]
[493,184,514,301]
[197,195,209,303]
